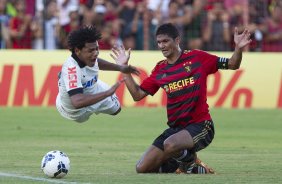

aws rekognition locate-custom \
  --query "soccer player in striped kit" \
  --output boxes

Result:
[112,23,251,174]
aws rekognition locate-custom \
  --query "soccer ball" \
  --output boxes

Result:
[41,150,70,178]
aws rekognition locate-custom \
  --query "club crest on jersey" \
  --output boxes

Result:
[183,61,192,72]
[83,75,98,88]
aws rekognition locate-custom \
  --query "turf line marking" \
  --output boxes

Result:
[0,172,91,184]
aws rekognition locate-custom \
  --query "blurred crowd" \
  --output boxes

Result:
[0,0,282,51]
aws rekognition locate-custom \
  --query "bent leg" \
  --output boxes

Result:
[164,120,215,160]
[170,121,215,174]
[136,145,167,173]
[163,129,194,158]
[136,129,195,173]
[137,122,215,174]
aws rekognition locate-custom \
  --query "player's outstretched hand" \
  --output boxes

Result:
[106,78,126,96]
[120,65,140,75]
[110,44,131,65]
[234,27,252,49]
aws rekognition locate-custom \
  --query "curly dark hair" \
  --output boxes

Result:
[67,25,102,52]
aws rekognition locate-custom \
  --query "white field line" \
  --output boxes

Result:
[0,172,92,184]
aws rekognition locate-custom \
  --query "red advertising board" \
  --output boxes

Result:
[0,50,281,108]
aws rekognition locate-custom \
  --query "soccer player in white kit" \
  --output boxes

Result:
[56,26,139,123]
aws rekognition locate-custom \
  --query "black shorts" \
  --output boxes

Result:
[153,120,215,152]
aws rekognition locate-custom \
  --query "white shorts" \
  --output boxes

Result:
[56,80,121,123]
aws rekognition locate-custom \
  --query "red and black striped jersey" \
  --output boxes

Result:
[140,49,228,127]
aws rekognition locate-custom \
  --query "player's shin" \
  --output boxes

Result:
[173,150,196,174]
[158,158,179,173]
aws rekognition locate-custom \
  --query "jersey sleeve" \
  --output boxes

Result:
[194,50,229,74]
[61,63,83,95]
[140,66,160,96]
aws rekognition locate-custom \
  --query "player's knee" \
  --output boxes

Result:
[136,163,148,173]
[163,139,177,155]
[74,116,89,123]
[110,107,121,116]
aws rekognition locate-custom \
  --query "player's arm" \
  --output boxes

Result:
[97,58,122,71]
[98,55,139,75]
[70,79,125,109]
[123,73,147,101]
[110,44,146,101]
[228,27,252,70]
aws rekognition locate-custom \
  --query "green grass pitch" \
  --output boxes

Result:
[0,107,281,184]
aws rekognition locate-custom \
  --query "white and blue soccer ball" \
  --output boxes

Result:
[41,150,70,178]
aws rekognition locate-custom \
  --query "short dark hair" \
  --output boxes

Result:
[155,23,180,39]
[67,25,102,52]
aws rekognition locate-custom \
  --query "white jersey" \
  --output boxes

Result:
[56,56,120,122]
